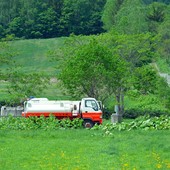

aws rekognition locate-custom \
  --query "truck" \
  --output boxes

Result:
[21,97,103,128]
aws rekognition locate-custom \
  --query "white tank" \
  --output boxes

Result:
[24,98,80,113]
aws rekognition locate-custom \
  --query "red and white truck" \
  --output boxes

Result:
[22,97,103,128]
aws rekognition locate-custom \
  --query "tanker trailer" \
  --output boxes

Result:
[22,97,102,128]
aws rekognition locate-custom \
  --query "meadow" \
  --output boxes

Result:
[0,127,170,170]
[9,37,66,74]
[0,38,170,170]
[0,37,70,101]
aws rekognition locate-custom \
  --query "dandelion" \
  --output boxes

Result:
[60,151,65,158]
[123,163,129,167]
[166,162,170,169]
[156,163,162,169]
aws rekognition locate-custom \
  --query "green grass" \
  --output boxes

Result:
[156,57,170,74]
[0,128,170,170]
[8,37,66,74]
[0,81,9,101]
[0,37,69,101]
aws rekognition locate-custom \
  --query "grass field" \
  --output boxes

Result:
[8,37,66,74]
[0,128,170,170]
[0,37,67,101]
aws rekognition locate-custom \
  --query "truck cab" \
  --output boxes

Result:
[81,98,102,128]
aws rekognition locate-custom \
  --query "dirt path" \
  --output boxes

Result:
[153,62,170,85]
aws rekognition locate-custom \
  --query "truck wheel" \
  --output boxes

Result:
[83,120,94,128]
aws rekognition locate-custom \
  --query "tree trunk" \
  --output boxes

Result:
[115,86,124,122]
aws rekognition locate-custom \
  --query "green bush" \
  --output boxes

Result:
[92,115,170,135]
[124,94,170,118]
[0,115,83,130]
[124,108,169,119]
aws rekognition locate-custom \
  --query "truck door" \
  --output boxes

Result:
[81,98,102,128]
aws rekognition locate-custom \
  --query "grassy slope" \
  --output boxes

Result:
[10,37,66,74]
[0,37,68,101]
[0,129,170,170]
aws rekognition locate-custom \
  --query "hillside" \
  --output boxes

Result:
[0,38,72,101]
[8,37,66,75]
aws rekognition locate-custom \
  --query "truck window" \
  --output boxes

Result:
[27,103,32,108]
[85,100,98,111]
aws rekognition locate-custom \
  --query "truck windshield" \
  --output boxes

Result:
[85,100,98,111]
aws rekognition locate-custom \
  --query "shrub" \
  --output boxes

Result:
[0,115,83,130]
[91,115,170,135]
[124,108,169,119]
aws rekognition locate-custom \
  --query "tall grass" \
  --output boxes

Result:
[0,129,170,170]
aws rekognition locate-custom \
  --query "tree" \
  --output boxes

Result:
[33,7,58,38]
[114,0,148,34]
[59,0,106,36]
[133,65,158,94]
[146,2,167,33]
[6,68,49,103]
[100,32,155,68]
[102,0,148,34]
[57,36,128,116]
[95,32,157,114]
[0,41,13,64]
[59,39,109,99]
[142,0,170,5]
[157,4,170,65]
[102,0,124,31]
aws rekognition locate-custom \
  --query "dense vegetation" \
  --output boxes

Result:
[0,0,170,117]
[0,0,106,39]
[0,114,169,131]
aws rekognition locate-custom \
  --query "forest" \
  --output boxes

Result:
[0,0,169,39]
[0,0,170,117]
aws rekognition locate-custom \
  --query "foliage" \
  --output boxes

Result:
[132,65,159,95]
[102,0,124,31]
[0,114,169,132]
[99,32,155,68]
[0,41,15,66]
[157,5,170,66]
[102,0,148,34]
[155,76,170,108]
[92,115,170,133]
[124,108,168,119]
[124,93,170,118]
[6,68,49,103]
[58,37,128,102]
[0,115,83,130]
[142,0,170,5]
[146,2,167,33]
[0,0,106,39]
[114,0,148,34]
